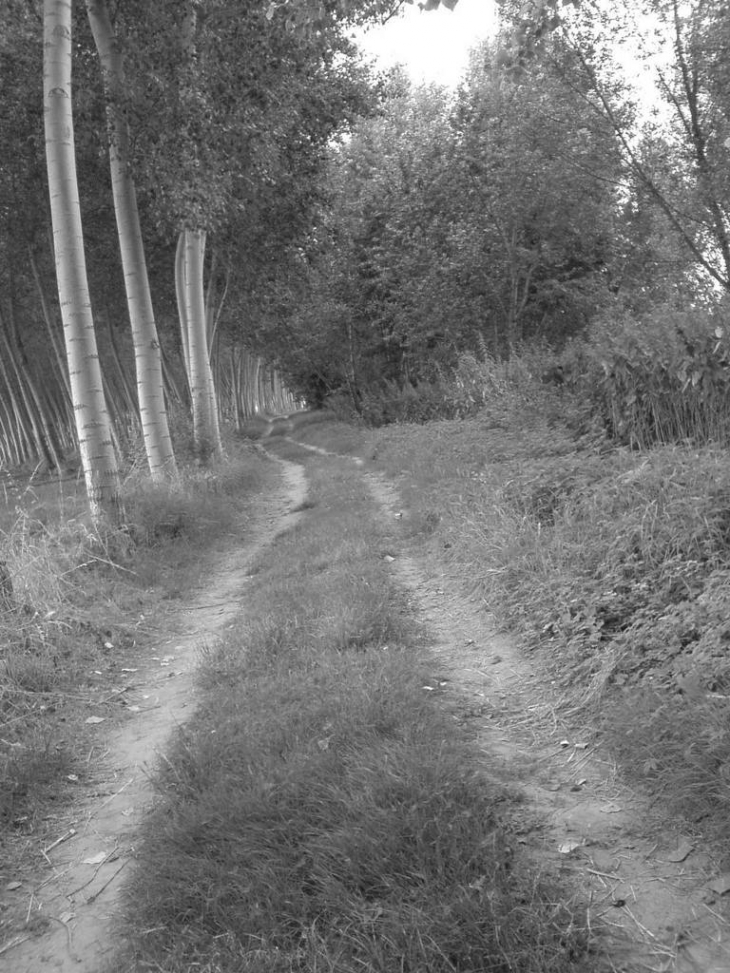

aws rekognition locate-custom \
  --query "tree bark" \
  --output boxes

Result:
[43,0,123,527]
[176,229,222,462]
[86,0,177,481]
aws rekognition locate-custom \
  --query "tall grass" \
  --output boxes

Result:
[562,307,730,448]
[335,358,730,843]
[119,449,590,973]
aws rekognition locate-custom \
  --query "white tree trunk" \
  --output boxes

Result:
[176,229,222,462]
[43,0,123,527]
[86,0,177,482]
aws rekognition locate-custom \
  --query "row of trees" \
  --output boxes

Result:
[5,0,730,517]
[257,0,730,408]
[3,0,414,524]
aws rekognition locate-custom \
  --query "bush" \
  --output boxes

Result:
[353,350,588,428]
[566,306,730,448]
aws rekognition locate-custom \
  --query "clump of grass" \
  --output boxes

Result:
[599,688,730,838]
[120,453,590,973]
[236,415,272,440]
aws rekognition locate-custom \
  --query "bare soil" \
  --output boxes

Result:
[3,434,730,973]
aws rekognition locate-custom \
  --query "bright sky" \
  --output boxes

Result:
[355,0,500,88]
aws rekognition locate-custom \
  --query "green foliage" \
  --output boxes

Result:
[354,369,730,833]
[265,48,622,412]
[356,377,464,425]
[564,307,730,448]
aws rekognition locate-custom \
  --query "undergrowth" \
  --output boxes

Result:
[119,449,590,973]
[0,445,272,839]
[292,355,730,847]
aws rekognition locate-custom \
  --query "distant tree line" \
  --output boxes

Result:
[260,0,730,417]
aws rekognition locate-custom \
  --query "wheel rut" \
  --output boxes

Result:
[0,457,307,973]
[288,434,730,973]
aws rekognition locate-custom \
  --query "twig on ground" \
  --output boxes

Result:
[0,935,31,956]
[86,858,129,904]
[42,828,76,856]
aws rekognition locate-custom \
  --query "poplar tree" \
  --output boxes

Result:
[43,0,123,527]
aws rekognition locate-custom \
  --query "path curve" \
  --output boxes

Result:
[0,457,307,973]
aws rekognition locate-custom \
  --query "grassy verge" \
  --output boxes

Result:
[119,443,590,973]
[0,444,273,873]
[290,389,730,848]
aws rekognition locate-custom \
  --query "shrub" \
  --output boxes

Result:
[569,306,730,448]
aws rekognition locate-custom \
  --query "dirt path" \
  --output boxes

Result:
[0,457,307,973]
[283,434,730,973]
[365,469,730,973]
[6,429,730,973]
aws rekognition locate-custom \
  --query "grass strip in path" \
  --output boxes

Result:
[289,410,730,852]
[118,441,590,973]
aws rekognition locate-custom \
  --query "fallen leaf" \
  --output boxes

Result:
[83,852,107,866]
[708,873,730,896]
[5,881,21,891]
[559,739,570,748]
[574,742,589,750]
[666,839,694,863]
[558,840,583,854]
[58,911,75,924]
[599,803,622,814]
[84,716,105,725]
